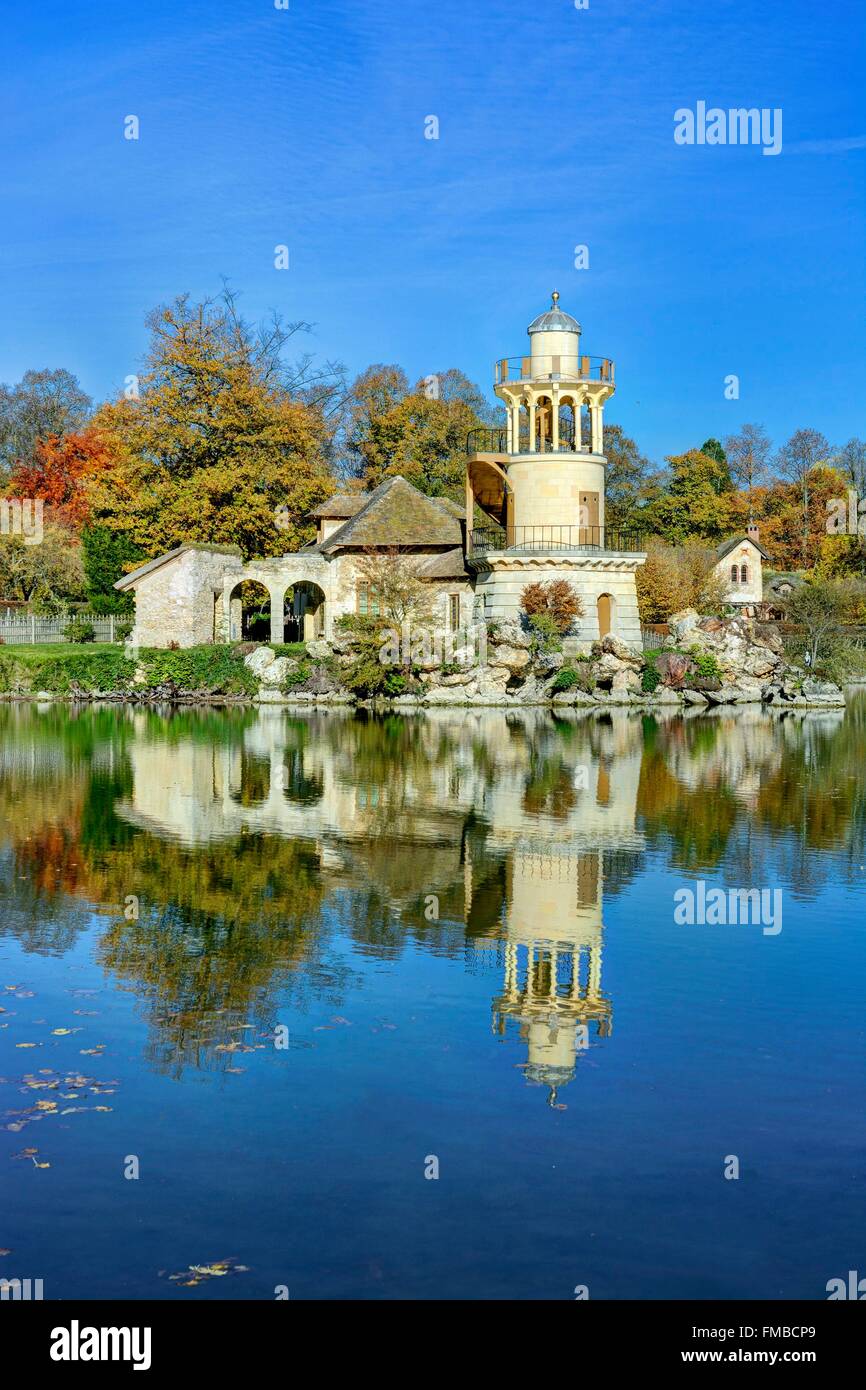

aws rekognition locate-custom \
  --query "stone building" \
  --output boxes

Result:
[713,530,770,613]
[116,295,647,649]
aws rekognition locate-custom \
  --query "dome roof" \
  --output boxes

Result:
[528,291,580,335]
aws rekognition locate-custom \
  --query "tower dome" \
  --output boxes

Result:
[527,291,581,336]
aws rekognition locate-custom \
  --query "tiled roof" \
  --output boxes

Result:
[309,494,367,519]
[320,476,464,552]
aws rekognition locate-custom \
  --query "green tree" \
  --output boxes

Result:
[644,448,735,543]
[81,525,143,613]
[775,428,831,567]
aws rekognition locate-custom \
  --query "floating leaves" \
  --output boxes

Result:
[162,1257,249,1288]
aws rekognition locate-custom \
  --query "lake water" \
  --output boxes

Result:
[1,697,864,1300]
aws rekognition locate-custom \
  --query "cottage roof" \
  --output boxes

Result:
[715,534,771,563]
[417,547,472,580]
[320,476,464,552]
[113,543,242,590]
[308,494,367,519]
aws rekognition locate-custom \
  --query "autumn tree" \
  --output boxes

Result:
[643,448,735,543]
[636,542,728,623]
[341,365,493,499]
[8,428,116,529]
[520,579,584,633]
[724,423,772,524]
[85,287,337,562]
[602,423,652,530]
[775,428,831,567]
[0,521,86,607]
[0,368,92,483]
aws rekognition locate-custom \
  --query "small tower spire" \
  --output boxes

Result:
[551,289,560,308]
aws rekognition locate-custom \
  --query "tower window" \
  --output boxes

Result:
[741,564,749,584]
[730,564,739,584]
[448,594,460,630]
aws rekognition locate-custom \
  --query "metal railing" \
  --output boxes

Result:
[467,421,587,456]
[468,525,645,556]
[495,354,614,386]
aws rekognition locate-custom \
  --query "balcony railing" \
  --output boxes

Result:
[468,525,645,557]
[467,422,586,456]
[495,354,614,386]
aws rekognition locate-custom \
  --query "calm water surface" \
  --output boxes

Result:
[1,698,864,1299]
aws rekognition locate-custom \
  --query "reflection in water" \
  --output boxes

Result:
[1,699,862,1087]
[1,697,865,1299]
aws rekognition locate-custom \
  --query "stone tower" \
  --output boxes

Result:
[465,293,646,648]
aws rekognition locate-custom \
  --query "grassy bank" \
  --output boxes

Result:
[0,643,306,697]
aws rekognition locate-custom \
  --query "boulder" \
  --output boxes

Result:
[801,677,845,706]
[682,689,709,705]
[655,651,696,688]
[487,644,531,674]
[258,656,295,688]
[668,608,701,643]
[244,645,276,678]
[305,639,332,662]
[476,665,511,694]
[612,668,642,694]
[534,650,565,675]
[488,620,531,650]
[597,634,643,668]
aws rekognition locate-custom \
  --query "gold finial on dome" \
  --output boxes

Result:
[551,290,560,306]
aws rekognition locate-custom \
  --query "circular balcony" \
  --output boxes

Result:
[469,525,645,558]
[467,422,590,456]
[495,354,614,387]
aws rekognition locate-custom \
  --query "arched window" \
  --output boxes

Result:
[730,564,738,584]
[740,564,749,584]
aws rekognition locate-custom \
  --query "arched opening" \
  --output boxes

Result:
[559,397,578,451]
[535,395,553,452]
[597,592,615,639]
[288,581,326,641]
[227,580,271,642]
[740,563,749,584]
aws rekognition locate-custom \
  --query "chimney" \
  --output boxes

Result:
[747,524,760,543]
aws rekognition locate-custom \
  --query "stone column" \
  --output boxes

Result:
[528,401,537,453]
[590,403,603,455]
[269,584,287,644]
[552,389,560,452]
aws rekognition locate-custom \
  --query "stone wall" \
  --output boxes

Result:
[473,558,644,649]
[129,548,243,648]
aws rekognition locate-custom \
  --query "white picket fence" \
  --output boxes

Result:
[0,612,125,645]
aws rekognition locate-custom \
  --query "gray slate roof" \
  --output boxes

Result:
[320,476,464,553]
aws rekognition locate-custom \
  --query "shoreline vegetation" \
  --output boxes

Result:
[0,607,860,710]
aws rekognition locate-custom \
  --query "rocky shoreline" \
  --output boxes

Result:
[5,608,847,710]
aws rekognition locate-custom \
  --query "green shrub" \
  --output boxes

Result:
[688,646,723,682]
[527,611,563,655]
[641,650,662,693]
[31,651,137,693]
[551,665,594,695]
[115,620,134,643]
[138,646,257,696]
[281,661,311,690]
[64,620,96,644]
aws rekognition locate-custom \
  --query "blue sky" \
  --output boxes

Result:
[0,0,863,464]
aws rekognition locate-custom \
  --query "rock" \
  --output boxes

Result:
[597,634,643,668]
[652,687,683,705]
[487,645,531,674]
[682,688,709,705]
[438,671,475,686]
[305,639,332,662]
[801,676,845,706]
[488,620,531,650]
[256,687,288,703]
[534,650,564,675]
[612,668,641,694]
[655,651,696,688]
[426,687,475,705]
[668,608,700,642]
[244,645,276,677]
[258,656,295,688]
[329,629,355,656]
[741,646,782,679]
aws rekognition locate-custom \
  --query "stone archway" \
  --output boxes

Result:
[226,579,272,642]
[287,581,326,642]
